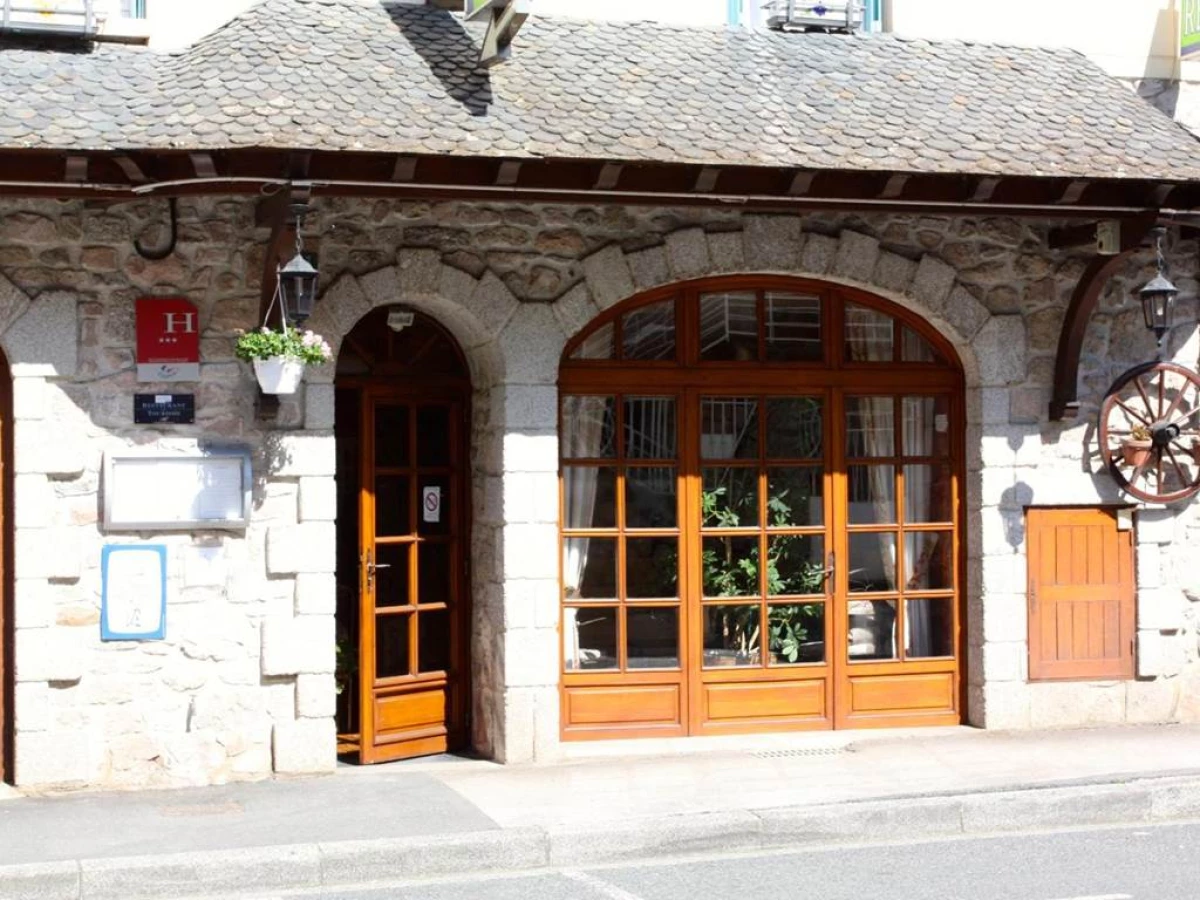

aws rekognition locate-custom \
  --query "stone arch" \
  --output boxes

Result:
[566,220,1025,393]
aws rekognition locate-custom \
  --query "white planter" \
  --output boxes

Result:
[253,356,305,394]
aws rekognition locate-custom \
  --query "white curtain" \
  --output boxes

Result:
[562,396,607,669]
[845,307,897,659]
[903,397,934,658]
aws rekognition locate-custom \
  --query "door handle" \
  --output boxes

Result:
[363,549,390,592]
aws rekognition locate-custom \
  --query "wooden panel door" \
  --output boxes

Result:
[359,391,468,763]
[833,391,961,728]
[1027,507,1135,681]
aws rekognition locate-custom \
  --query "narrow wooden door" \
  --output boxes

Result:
[1027,507,1135,681]
[359,391,468,763]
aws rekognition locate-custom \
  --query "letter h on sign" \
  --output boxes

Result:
[136,297,202,382]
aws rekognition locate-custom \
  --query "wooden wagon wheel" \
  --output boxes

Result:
[1098,360,1200,504]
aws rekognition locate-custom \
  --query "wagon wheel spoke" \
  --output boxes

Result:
[1165,446,1190,487]
[1157,372,1166,419]
[1115,397,1152,427]
[1163,383,1187,424]
[1134,376,1155,419]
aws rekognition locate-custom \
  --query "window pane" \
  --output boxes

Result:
[765,293,822,361]
[563,537,616,600]
[417,541,452,606]
[901,326,938,363]
[848,532,897,592]
[416,405,450,466]
[702,536,760,597]
[374,544,410,608]
[848,599,898,660]
[848,465,895,524]
[625,467,676,528]
[699,292,758,361]
[375,475,410,536]
[904,531,954,591]
[703,605,761,667]
[417,609,451,673]
[626,538,679,599]
[703,467,758,527]
[624,396,677,459]
[375,613,411,678]
[564,607,618,670]
[846,396,894,457]
[563,466,617,529]
[622,299,676,361]
[627,607,679,669]
[904,464,952,524]
[375,405,410,468]
[845,303,894,362]
[701,397,759,459]
[769,603,825,665]
[766,467,823,527]
[903,395,951,457]
[906,598,955,658]
[766,397,823,459]
[562,396,616,459]
[767,535,825,596]
[571,321,615,360]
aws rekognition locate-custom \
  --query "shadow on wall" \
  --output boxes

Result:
[383,3,493,117]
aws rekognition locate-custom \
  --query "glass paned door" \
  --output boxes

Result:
[834,391,958,726]
[360,392,466,763]
[693,392,833,733]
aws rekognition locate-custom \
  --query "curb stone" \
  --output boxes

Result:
[2,776,1199,900]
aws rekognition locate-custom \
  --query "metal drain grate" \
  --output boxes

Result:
[751,746,849,759]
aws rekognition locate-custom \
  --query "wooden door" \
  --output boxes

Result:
[831,390,961,728]
[690,390,834,734]
[358,390,469,763]
[1027,507,1135,681]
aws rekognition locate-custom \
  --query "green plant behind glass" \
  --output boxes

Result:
[702,481,826,661]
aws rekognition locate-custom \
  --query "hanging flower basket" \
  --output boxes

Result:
[235,326,332,395]
[252,356,305,394]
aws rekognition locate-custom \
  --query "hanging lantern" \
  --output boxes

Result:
[278,250,319,325]
[1139,273,1178,348]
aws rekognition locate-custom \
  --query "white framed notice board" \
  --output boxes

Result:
[103,447,252,531]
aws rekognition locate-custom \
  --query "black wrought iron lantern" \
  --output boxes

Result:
[278,250,319,324]
[277,206,319,325]
[1140,228,1178,351]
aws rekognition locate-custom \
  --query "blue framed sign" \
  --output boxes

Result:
[101,544,167,641]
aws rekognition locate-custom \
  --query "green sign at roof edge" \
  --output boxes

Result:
[1184,0,1200,57]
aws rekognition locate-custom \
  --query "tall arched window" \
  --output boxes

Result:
[559,277,964,739]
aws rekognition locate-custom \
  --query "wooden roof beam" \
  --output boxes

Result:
[693,167,721,193]
[970,176,1002,203]
[189,152,217,179]
[788,170,815,196]
[113,154,149,184]
[879,174,909,200]
[495,160,522,186]
[1056,179,1091,205]
[65,155,88,183]
[594,163,623,190]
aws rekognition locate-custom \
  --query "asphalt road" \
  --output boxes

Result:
[251,819,1200,900]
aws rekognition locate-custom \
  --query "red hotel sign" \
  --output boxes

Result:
[136,297,200,382]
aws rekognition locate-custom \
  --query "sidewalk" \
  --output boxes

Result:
[3,724,1200,899]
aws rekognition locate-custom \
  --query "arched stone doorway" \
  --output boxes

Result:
[558,276,966,738]
[333,306,472,763]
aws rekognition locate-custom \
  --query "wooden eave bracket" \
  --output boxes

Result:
[1048,213,1157,421]
[255,157,312,421]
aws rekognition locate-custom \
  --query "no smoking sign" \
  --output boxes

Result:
[422,486,441,523]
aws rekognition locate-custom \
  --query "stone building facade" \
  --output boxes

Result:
[1,196,1198,789]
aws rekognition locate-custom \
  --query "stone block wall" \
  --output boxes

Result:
[0,195,1197,790]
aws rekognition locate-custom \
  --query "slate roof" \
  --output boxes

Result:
[1,0,1198,180]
